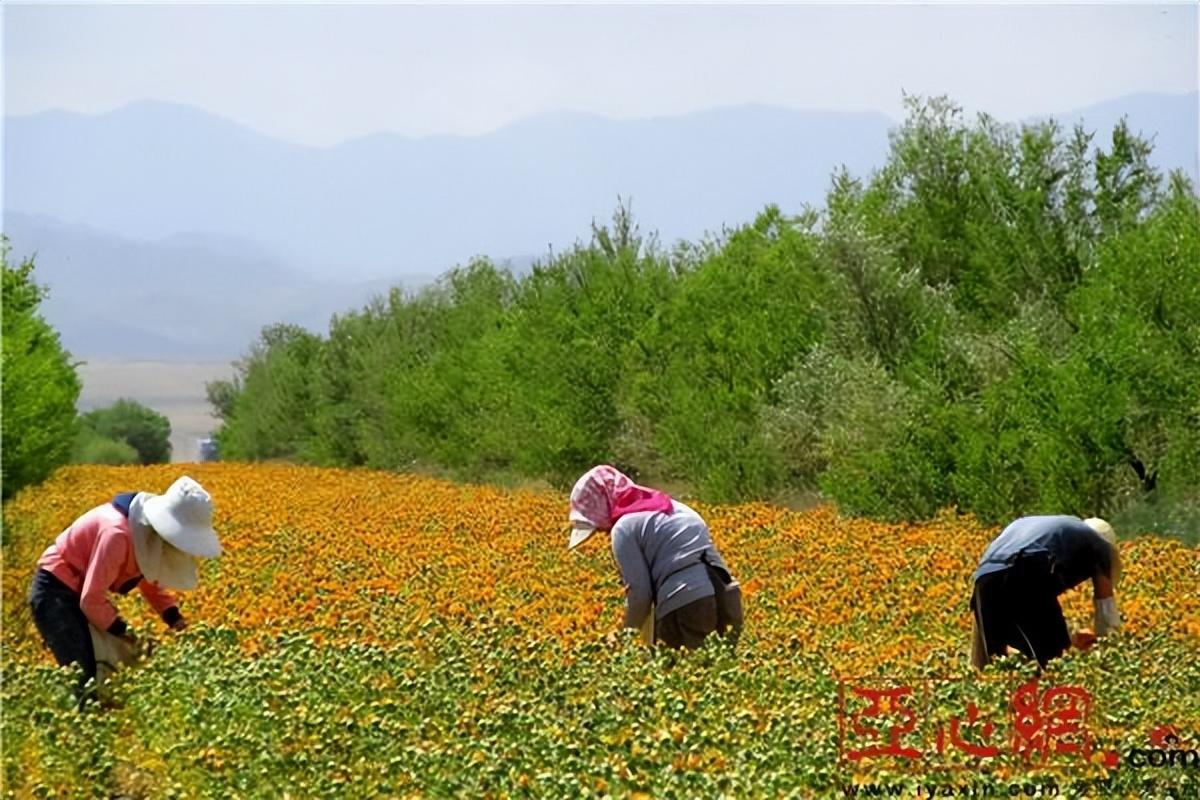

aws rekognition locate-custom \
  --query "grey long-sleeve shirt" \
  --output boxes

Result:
[974,515,1115,594]
[610,500,737,627]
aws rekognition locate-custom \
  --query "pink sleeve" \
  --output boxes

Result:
[79,531,125,630]
[138,580,178,616]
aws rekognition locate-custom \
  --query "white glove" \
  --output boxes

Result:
[1094,596,1122,636]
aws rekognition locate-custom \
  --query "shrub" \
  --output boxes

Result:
[81,399,172,465]
[72,427,140,465]
[1,243,81,499]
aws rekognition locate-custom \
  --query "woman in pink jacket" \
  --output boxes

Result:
[28,476,222,705]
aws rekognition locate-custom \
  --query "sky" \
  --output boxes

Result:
[3,2,1196,147]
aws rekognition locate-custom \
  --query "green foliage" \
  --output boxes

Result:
[621,207,825,500]
[4,604,1198,797]
[1,243,81,499]
[72,426,140,465]
[80,399,172,465]
[498,207,674,485]
[208,324,322,462]
[1068,181,1200,503]
[765,347,955,519]
[1112,493,1200,547]
[205,100,1200,529]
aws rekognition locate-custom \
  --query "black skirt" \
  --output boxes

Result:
[970,557,1070,668]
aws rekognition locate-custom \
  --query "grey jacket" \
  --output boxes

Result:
[610,500,737,627]
[974,515,1115,594]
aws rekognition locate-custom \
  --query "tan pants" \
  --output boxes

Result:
[970,616,988,670]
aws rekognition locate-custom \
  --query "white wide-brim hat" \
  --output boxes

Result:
[567,509,597,550]
[130,476,221,590]
[143,476,222,558]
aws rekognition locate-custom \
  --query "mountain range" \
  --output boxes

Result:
[3,92,1196,359]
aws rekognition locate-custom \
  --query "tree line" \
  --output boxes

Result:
[11,96,1195,533]
[2,249,173,500]
[208,98,1199,532]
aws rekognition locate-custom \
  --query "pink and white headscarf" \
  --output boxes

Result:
[567,465,673,549]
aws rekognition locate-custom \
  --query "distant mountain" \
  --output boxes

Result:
[4,101,896,281]
[3,93,1195,359]
[2,212,411,359]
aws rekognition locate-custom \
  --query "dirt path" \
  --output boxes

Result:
[76,360,235,463]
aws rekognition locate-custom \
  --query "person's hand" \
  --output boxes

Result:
[170,616,188,632]
[119,629,138,648]
[1071,628,1097,651]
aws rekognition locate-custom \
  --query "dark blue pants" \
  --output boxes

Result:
[28,569,97,700]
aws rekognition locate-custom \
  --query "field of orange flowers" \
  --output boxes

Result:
[3,464,1198,798]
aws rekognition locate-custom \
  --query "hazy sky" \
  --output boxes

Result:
[4,3,1197,147]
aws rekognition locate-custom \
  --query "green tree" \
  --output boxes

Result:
[209,324,322,461]
[621,206,825,499]
[72,426,140,465]
[80,399,172,464]
[495,205,674,485]
[1067,178,1200,505]
[201,100,1197,529]
[1,243,81,499]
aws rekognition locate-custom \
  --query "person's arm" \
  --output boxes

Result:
[611,522,653,630]
[1092,572,1121,636]
[138,580,185,630]
[1085,525,1121,635]
[1069,573,1117,649]
[79,532,132,637]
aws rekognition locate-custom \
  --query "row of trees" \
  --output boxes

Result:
[2,246,173,499]
[2,248,81,498]
[208,97,1198,528]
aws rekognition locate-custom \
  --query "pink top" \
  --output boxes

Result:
[37,503,178,631]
